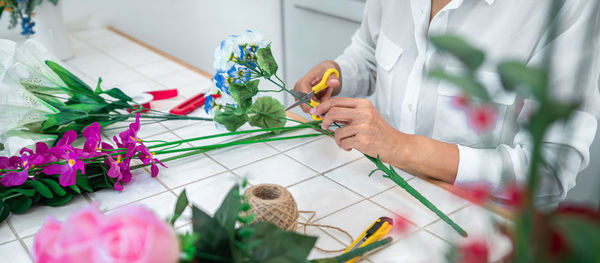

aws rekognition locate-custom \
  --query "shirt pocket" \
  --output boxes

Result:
[374,31,403,119]
[432,67,517,148]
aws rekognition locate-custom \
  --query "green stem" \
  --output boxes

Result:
[365,155,468,237]
[131,127,323,169]
[148,125,311,149]
[153,133,320,155]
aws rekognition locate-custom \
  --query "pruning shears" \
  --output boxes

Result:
[343,217,393,263]
[285,68,339,121]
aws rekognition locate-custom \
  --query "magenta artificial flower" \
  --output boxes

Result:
[136,145,166,177]
[115,114,142,157]
[43,151,85,187]
[21,142,56,166]
[53,130,78,152]
[82,122,102,157]
[0,155,29,187]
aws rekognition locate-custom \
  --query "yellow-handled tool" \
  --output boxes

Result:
[285,68,340,121]
[343,217,393,263]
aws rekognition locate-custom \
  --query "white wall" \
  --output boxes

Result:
[61,0,284,76]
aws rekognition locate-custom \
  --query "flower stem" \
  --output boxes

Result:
[148,124,312,149]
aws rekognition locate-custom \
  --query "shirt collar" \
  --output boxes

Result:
[484,0,496,5]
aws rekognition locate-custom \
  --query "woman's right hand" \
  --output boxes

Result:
[293,60,342,113]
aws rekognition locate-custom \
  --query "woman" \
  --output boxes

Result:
[293,0,600,208]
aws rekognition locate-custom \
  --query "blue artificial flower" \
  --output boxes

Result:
[204,95,214,114]
[212,71,230,95]
[227,64,252,83]
[20,17,35,36]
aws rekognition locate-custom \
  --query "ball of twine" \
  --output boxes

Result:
[243,184,299,231]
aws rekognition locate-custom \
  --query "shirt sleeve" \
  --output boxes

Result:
[455,1,600,207]
[334,0,380,98]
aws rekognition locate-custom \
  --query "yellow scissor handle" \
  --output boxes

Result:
[310,68,340,121]
[311,68,340,94]
[345,222,393,263]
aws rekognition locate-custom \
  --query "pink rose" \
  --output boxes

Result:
[33,206,104,263]
[33,205,180,263]
[95,205,180,263]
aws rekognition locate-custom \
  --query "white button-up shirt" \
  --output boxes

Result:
[335,0,600,207]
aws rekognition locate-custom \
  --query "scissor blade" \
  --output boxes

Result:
[285,91,313,111]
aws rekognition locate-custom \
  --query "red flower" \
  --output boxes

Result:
[497,183,525,209]
[458,239,489,263]
[392,214,411,235]
[453,182,493,206]
[453,93,471,109]
[467,105,498,134]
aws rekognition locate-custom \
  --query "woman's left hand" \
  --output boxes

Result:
[311,97,407,163]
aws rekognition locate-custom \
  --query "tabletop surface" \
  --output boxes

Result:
[0,28,511,263]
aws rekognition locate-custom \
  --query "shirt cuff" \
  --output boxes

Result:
[455,145,504,189]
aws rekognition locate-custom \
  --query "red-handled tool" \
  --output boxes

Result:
[170,93,221,115]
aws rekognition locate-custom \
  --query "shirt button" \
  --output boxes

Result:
[408,104,414,112]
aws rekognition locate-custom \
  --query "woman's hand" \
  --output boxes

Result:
[293,60,342,113]
[311,97,408,164]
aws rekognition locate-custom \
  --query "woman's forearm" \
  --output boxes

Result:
[391,134,459,184]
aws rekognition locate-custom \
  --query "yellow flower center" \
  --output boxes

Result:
[116,156,122,164]
[68,159,76,167]
[22,161,28,166]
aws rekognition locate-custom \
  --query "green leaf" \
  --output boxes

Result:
[429,68,490,101]
[4,188,36,197]
[497,61,548,99]
[41,111,88,132]
[0,7,5,19]
[4,193,32,214]
[247,221,316,263]
[430,35,485,71]
[94,77,103,94]
[69,185,81,194]
[214,185,241,238]
[257,44,278,78]
[103,88,133,102]
[229,79,259,112]
[170,189,189,225]
[214,105,249,132]
[76,173,93,193]
[41,192,73,207]
[26,180,53,199]
[0,200,10,223]
[61,103,108,112]
[249,96,287,129]
[45,60,94,93]
[191,205,232,260]
[38,178,67,196]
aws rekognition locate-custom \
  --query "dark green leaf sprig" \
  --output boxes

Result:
[35,61,212,135]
